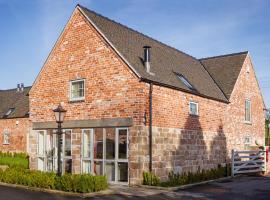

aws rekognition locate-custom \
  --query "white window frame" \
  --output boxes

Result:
[80,128,129,184]
[3,129,10,145]
[37,130,47,171]
[69,79,85,101]
[37,129,73,174]
[244,135,252,150]
[81,129,94,174]
[189,101,199,116]
[244,99,252,123]
[62,129,73,174]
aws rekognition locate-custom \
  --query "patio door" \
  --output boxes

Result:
[37,130,72,174]
[82,128,129,184]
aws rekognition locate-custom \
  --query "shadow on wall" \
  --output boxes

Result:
[171,114,228,174]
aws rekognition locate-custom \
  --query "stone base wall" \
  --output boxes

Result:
[129,126,238,184]
[29,124,264,185]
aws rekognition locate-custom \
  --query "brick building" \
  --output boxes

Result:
[1,4,265,185]
[0,85,31,153]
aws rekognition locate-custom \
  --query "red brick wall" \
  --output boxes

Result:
[224,55,265,150]
[29,9,148,125]
[152,85,226,131]
[0,118,30,153]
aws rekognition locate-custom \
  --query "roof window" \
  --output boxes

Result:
[175,73,196,91]
[3,108,15,118]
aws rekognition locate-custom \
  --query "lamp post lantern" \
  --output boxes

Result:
[53,104,67,176]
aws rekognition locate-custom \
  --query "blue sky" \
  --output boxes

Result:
[0,0,269,107]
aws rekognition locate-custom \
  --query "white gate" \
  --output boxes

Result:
[231,149,267,177]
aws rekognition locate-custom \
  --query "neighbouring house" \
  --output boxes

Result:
[0,84,31,153]
[0,4,265,185]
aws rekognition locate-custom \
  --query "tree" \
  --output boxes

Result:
[266,109,270,121]
[265,109,270,145]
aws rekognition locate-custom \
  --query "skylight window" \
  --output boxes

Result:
[4,108,15,118]
[175,73,195,91]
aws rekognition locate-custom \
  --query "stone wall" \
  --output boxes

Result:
[0,118,30,153]
[129,125,228,184]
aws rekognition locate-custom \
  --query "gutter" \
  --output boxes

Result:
[149,83,153,172]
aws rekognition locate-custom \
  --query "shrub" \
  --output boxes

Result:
[0,168,108,193]
[163,165,228,187]
[0,151,29,169]
[143,171,160,186]
[144,165,228,187]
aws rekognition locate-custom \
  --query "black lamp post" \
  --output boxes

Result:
[53,104,67,176]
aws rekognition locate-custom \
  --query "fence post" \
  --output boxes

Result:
[231,149,235,177]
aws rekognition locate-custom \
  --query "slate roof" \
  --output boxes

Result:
[0,87,31,119]
[200,52,248,99]
[78,5,229,102]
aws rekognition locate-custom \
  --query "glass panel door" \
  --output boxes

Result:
[80,128,129,184]
[82,129,92,174]
[116,128,128,183]
[37,130,46,171]
[93,128,104,175]
[46,131,55,172]
[63,130,72,173]
[105,128,116,182]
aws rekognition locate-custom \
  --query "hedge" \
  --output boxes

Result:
[143,165,229,187]
[0,168,108,193]
[0,152,29,169]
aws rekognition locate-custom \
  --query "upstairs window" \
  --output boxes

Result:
[189,101,199,116]
[3,130,10,145]
[70,79,85,101]
[175,73,196,91]
[245,99,251,122]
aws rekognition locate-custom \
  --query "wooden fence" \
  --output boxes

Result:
[231,149,267,177]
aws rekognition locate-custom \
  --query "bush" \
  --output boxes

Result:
[144,165,229,187]
[163,165,228,187]
[143,171,160,186]
[0,152,29,169]
[0,168,108,193]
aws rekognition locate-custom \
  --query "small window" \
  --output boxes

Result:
[189,101,198,116]
[3,108,15,118]
[175,73,196,91]
[245,99,251,122]
[70,79,85,101]
[244,136,252,150]
[3,130,10,145]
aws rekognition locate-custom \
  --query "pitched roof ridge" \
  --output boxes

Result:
[0,86,32,92]
[199,51,249,61]
[78,4,199,61]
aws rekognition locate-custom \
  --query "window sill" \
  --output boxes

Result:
[244,121,252,125]
[69,99,85,103]
[3,143,10,145]
[189,113,199,117]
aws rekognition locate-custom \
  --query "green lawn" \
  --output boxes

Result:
[0,152,29,169]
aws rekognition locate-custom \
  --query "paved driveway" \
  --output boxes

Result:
[1,175,270,199]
